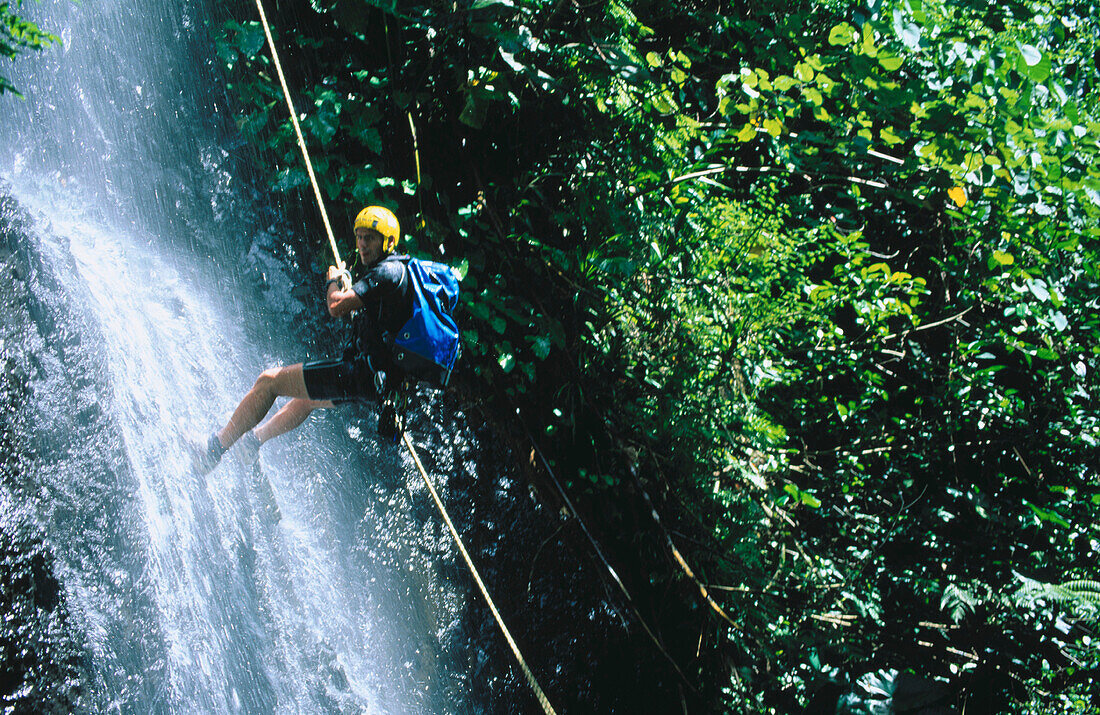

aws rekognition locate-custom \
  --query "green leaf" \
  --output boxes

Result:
[1018,44,1042,67]
[1026,54,1051,82]
[878,54,903,71]
[735,123,757,142]
[896,18,921,50]
[783,483,821,508]
[773,75,797,91]
[828,22,855,46]
[459,93,486,128]
[860,25,878,57]
[1024,500,1071,528]
[531,335,552,360]
[880,127,903,145]
[238,22,266,58]
[988,250,1014,269]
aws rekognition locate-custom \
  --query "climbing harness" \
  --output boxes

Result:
[251,2,557,712]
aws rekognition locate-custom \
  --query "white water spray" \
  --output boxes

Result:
[1,1,465,712]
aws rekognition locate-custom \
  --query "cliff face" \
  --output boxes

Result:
[1,190,92,714]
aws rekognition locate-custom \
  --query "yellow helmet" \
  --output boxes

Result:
[354,205,400,252]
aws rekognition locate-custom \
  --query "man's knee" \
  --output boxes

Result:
[254,367,280,393]
[255,365,300,396]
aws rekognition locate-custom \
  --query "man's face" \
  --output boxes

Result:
[355,228,385,265]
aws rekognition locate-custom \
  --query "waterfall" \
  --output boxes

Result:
[0,1,471,712]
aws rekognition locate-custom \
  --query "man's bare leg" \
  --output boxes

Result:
[254,397,334,445]
[217,363,312,449]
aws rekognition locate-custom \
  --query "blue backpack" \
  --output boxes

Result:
[387,257,460,388]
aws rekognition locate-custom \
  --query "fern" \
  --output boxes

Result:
[1012,573,1100,620]
[941,583,979,623]
[1059,580,1100,602]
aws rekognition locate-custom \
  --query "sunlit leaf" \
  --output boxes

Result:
[1019,43,1042,66]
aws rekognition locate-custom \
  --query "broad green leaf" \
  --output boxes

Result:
[1025,500,1071,527]
[1026,54,1051,82]
[878,54,903,71]
[531,335,552,360]
[773,75,797,91]
[895,13,921,50]
[861,25,878,57]
[828,22,854,46]
[238,22,266,57]
[1018,44,1042,67]
[880,127,903,145]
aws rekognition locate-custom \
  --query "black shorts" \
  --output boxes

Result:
[302,356,376,403]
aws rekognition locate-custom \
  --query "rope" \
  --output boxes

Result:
[406,111,425,229]
[402,433,558,715]
[252,0,348,285]
[525,429,703,696]
[252,2,557,711]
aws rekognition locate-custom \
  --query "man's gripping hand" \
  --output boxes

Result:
[324,265,363,318]
[326,264,353,291]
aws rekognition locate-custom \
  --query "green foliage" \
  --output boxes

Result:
[1,0,59,96]
[1013,574,1100,619]
[217,0,1100,710]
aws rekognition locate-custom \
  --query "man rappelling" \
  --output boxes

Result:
[190,205,440,475]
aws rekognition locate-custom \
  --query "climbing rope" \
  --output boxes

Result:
[252,3,558,712]
[402,432,558,715]
[251,0,347,285]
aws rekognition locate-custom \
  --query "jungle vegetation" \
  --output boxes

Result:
[14,0,1100,711]
[217,0,1100,711]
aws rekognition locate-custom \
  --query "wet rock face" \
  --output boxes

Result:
[0,510,86,714]
[1,192,89,714]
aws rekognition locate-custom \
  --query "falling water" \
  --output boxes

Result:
[0,1,472,712]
